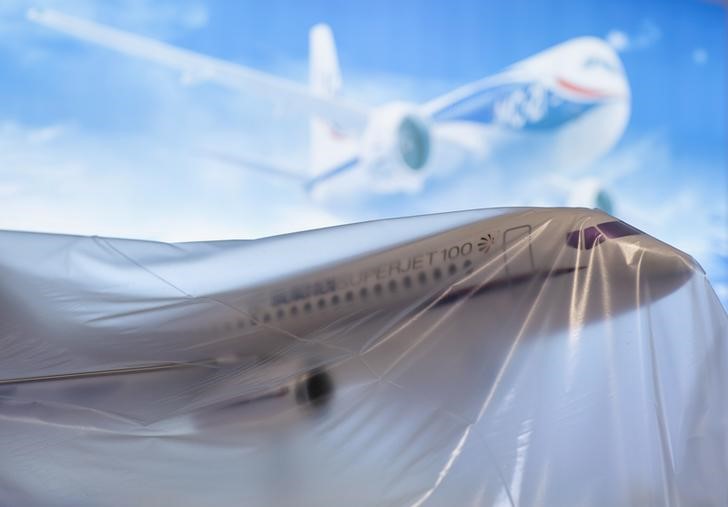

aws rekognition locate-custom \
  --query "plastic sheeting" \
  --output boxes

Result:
[0,207,726,506]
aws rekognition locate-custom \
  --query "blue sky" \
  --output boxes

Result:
[0,0,725,302]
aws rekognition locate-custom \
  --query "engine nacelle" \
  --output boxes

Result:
[565,177,615,215]
[360,102,431,193]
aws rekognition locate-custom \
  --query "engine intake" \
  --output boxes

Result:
[398,115,430,170]
[295,368,334,408]
[361,103,432,192]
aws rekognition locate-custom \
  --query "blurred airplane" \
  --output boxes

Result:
[28,9,630,212]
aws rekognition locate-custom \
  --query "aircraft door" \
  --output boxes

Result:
[502,225,536,281]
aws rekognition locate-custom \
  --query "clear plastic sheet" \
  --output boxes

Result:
[1,207,726,506]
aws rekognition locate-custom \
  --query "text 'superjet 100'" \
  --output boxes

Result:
[28,9,630,210]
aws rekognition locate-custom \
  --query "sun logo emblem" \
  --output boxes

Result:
[477,233,495,253]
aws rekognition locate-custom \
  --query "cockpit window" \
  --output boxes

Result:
[583,57,619,74]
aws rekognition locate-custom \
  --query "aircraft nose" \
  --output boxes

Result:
[566,220,699,299]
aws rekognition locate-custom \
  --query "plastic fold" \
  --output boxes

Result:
[0,207,726,506]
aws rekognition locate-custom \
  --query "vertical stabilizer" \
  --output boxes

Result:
[309,24,355,175]
[310,24,341,97]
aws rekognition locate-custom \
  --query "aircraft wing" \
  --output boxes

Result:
[27,8,370,133]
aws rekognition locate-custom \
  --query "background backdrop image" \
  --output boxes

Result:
[0,0,725,306]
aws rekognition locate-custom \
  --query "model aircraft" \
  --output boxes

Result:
[0,207,694,405]
[27,9,630,212]
[1,207,717,506]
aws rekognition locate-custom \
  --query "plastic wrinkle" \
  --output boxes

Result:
[0,207,726,506]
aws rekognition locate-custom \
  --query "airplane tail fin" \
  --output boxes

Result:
[309,24,341,99]
[309,24,355,175]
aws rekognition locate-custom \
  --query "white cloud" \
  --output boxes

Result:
[606,30,629,52]
[0,117,333,241]
[0,182,21,197]
[179,3,208,30]
[26,123,67,144]
[1,0,209,45]
[692,48,708,65]
[606,19,661,53]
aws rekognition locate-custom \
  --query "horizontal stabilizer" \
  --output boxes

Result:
[205,150,360,192]
[203,150,310,183]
